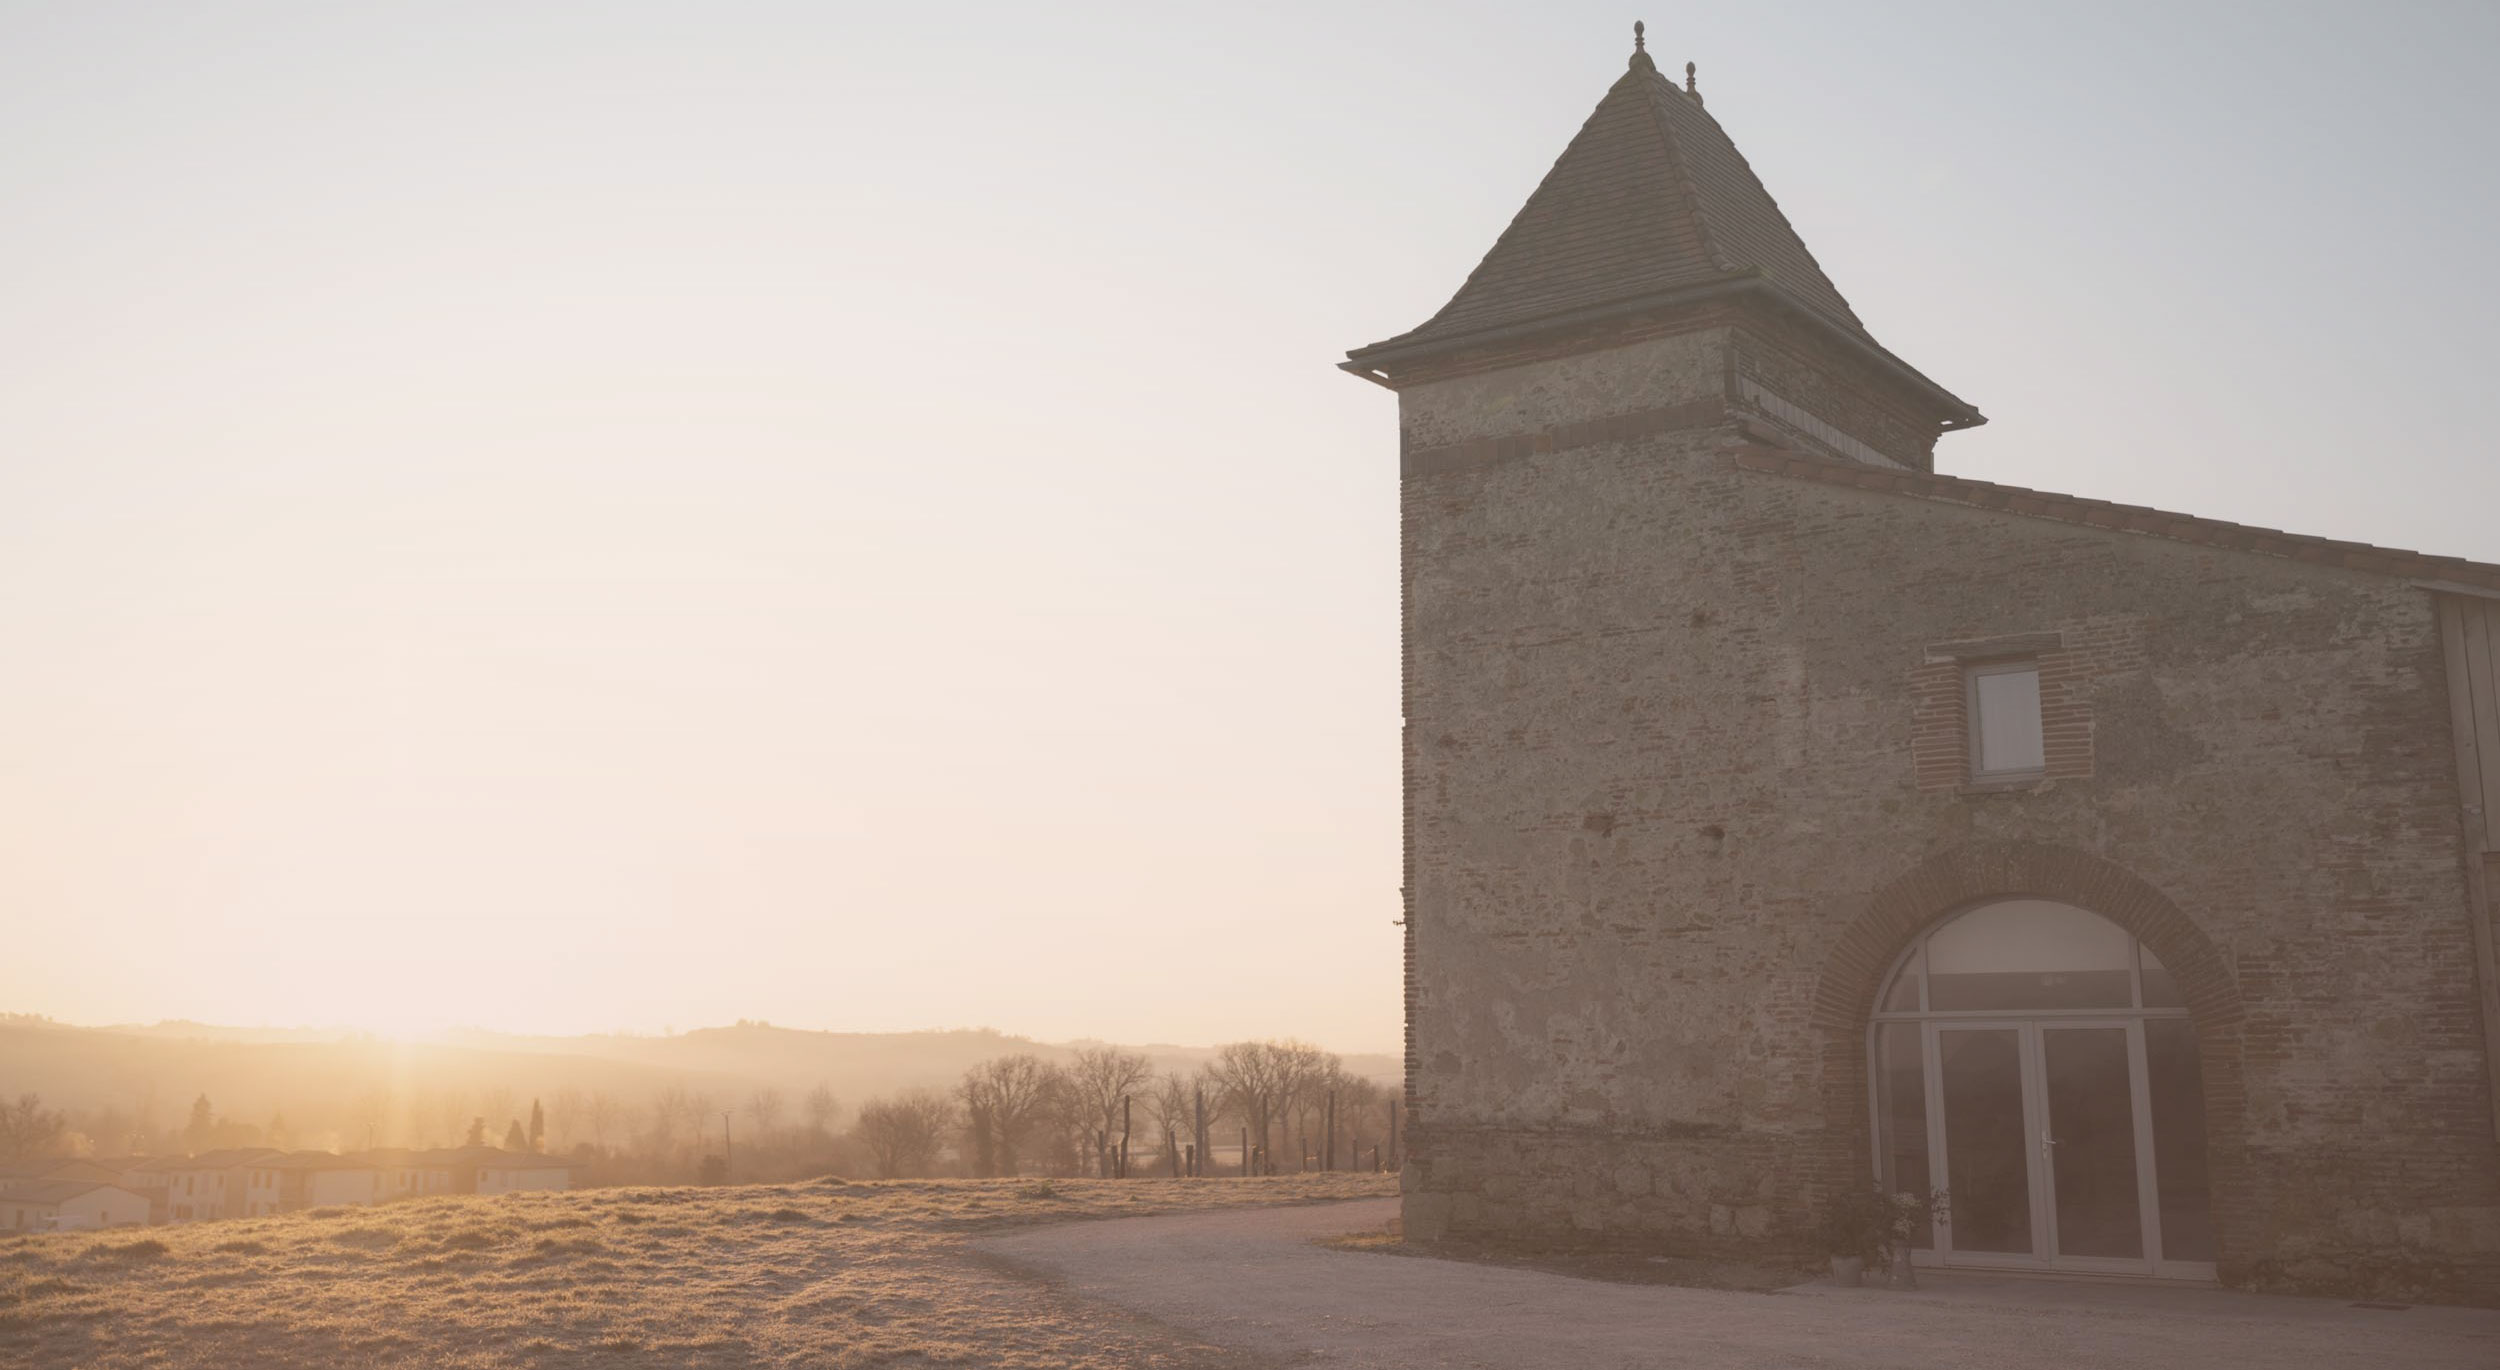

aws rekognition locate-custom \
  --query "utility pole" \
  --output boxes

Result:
[721,1110,733,1183]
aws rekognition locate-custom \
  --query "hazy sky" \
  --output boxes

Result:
[4,2,2494,1052]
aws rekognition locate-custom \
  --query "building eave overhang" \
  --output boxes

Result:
[1341,274,1986,431]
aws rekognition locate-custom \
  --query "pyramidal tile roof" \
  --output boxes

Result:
[1353,41,1868,359]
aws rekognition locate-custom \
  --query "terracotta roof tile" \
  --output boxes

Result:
[1731,446,2500,592]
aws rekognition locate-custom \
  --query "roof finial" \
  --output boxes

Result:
[1634,21,1645,53]
[1686,61,1698,94]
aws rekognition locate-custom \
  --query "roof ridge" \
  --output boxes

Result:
[1635,71,1737,275]
[1652,76,1862,331]
[1731,446,2500,590]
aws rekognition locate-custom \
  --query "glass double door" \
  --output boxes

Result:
[1924,1019,2201,1277]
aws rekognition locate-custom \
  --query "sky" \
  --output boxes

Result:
[2,2,2494,1053]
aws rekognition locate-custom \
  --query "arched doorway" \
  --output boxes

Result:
[1870,898,2217,1280]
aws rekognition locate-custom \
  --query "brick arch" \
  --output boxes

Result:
[1805,840,2255,1276]
[1809,841,2244,1034]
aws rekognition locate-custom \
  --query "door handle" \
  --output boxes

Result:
[2041,1133,2061,1160]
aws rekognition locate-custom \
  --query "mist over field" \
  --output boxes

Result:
[0,1015,1410,1165]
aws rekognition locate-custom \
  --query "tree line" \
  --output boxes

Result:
[855,1040,1396,1180]
[3,1039,1396,1185]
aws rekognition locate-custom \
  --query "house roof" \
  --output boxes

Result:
[4,1160,127,1186]
[1731,445,2500,593]
[270,1151,382,1172]
[1344,35,1978,423]
[408,1146,569,1167]
[45,1157,119,1171]
[174,1148,284,1170]
[0,1179,133,1205]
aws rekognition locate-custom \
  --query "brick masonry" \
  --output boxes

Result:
[1388,313,2500,1306]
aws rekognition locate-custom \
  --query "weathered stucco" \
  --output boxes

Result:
[1395,325,2500,1305]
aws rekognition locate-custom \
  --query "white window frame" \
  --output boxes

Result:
[1965,659,2046,782]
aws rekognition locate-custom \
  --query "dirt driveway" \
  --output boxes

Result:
[979,1197,2500,1369]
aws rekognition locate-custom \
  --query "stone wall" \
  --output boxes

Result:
[1395,325,2500,1304]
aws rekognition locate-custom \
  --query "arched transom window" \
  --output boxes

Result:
[1876,897,2185,1016]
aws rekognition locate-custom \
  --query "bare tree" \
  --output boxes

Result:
[1144,1070,1193,1141]
[480,1087,517,1140]
[0,1093,67,1163]
[747,1087,787,1143]
[1333,1073,1388,1166]
[1285,1054,1361,1168]
[587,1090,620,1149]
[550,1088,585,1149]
[802,1083,839,1138]
[1207,1040,1328,1171]
[957,1055,1062,1177]
[1205,1043,1279,1169]
[648,1086,692,1158]
[350,1090,392,1150]
[689,1091,718,1160]
[436,1091,471,1149]
[852,1090,954,1178]
[1143,1070,1203,1173]
[1063,1046,1153,1175]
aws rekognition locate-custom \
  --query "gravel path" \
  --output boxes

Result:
[980,1197,2500,1369]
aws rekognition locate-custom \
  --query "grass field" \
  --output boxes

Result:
[0,1173,1395,1368]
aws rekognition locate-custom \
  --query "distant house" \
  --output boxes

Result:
[0,1180,151,1232]
[399,1146,555,1196]
[367,1148,458,1201]
[469,1150,573,1196]
[270,1152,384,1212]
[51,1146,576,1224]
[0,1158,130,1188]
[113,1156,184,1223]
[164,1148,282,1221]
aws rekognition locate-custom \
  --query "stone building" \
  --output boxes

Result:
[1343,30,2500,1302]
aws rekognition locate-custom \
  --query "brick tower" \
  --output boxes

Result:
[1341,26,2500,1303]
